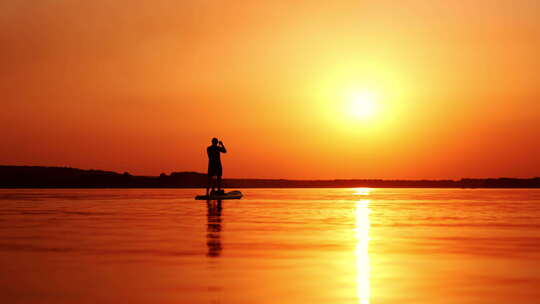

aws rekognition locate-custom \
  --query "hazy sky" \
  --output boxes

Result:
[1,1,539,178]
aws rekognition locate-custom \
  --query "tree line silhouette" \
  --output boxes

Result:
[1,165,539,188]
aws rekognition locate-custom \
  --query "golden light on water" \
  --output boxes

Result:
[355,190,371,304]
[354,187,371,196]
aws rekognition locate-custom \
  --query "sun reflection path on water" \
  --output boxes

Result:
[354,188,371,304]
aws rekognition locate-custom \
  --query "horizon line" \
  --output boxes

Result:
[1,164,539,181]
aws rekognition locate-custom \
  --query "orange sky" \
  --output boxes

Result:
[1,1,539,178]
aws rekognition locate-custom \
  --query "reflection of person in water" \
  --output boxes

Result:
[206,200,223,258]
[206,138,227,196]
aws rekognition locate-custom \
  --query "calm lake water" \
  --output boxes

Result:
[1,188,540,304]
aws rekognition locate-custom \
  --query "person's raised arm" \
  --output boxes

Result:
[218,141,227,153]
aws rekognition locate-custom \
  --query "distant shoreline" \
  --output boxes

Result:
[1,165,539,189]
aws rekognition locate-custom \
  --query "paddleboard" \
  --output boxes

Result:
[195,190,243,200]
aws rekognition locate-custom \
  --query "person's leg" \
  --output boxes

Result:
[217,175,222,192]
[206,175,212,195]
[210,176,216,194]
[216,165,223,193]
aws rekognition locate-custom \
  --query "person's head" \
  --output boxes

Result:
[211,138,218,145]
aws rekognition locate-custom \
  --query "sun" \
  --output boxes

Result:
[347,91,378,119]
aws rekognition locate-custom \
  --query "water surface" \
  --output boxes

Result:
[1,188,539,303]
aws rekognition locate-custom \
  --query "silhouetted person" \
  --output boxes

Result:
[206,200,223,257]
[206,138,227,195]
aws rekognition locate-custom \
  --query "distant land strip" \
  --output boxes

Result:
[1,165,539,188]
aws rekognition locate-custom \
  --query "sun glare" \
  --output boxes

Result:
[347,91,378,119]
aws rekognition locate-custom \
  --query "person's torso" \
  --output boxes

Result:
[207,145,221,165]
